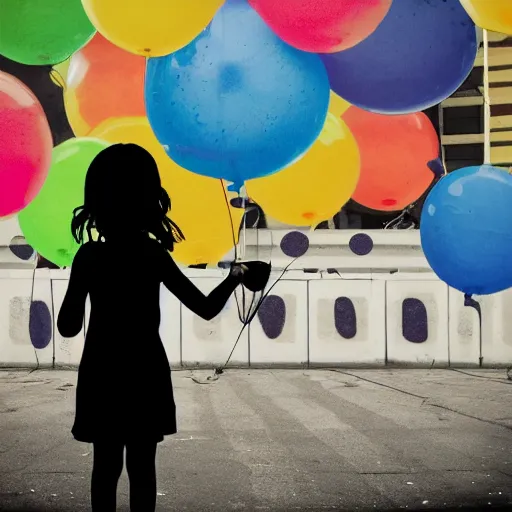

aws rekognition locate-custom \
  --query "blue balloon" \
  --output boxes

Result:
[320,0,477,115]
[421,165,512,296]
[145,0,330,191]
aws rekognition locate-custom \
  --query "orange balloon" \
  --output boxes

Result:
[343,106,438,211]
[64,33,145,136]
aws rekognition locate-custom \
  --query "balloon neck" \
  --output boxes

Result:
[463,294,482,329]
[427,158,445,178]
[49,69,66,90]
[227,181,244,194]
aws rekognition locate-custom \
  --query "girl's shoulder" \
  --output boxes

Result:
[74,240,98,261]
[76,240,100,257]
[73,238,168,267]
[69,241,97,271]
[145,237,168,260]
[75,240,95,255]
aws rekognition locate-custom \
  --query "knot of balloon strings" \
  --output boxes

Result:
[193,182,297,383]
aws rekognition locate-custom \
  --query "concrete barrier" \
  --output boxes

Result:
[1,229,511,368]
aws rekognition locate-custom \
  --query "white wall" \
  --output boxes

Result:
[1,229,511,368]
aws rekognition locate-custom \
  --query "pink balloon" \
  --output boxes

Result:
[0,72,52,218]
[248,0,392,53]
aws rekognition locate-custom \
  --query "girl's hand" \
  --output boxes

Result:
[230,263,247,279]
[240,261,271,292]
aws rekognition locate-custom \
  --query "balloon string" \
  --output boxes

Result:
[215,256,298,376]
[29,265,40,374]
[219,179,239,262]
[207,189,301,379]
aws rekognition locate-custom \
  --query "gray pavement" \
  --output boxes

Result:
[1,368,512,511]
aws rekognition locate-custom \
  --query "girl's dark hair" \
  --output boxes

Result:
[72,143,184,251]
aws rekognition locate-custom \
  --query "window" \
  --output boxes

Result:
[444,144,484,172]
[443,106,483,135]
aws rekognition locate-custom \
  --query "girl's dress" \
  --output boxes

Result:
[57,236,240,443]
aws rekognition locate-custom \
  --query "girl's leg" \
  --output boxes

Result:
[125,439,158,512]
[91,440,125,512]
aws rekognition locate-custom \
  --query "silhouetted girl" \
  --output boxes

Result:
[57,143,248,512]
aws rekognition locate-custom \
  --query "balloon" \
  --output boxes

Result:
[321,0,477,114]
[421,165,512,296]
[145,0,330,191]
[246,94,359,226]
[343,106,438,211]
[0,0,95,65]
[248,0,392,53]
[460,0,512,35]
[0,72,53,218]
[330,93,351,117]
[81,0,223,57]
[18,138,110,267]
[89,117,243,266]
[63,33,145,136]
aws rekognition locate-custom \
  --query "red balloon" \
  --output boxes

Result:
[0,72,53,218]
[248,0,392,53]
[343,106,438,212]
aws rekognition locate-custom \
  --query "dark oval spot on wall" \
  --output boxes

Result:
[29,300,52,349]
[334,297,357,339]
[349,233,373,256]
[280,231,310,258]
[10,244,35,260]
[402,298,428,343]
[9,236,35,260]
[257,295,286,340]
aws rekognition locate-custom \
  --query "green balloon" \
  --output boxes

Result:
[18,138,110,267]
[0,0,96,65]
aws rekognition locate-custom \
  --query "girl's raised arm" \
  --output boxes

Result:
[158,246,242,321]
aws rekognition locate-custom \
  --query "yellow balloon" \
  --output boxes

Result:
[81,0,224,57]
[460,0,512,35]
[329,92,351,118]
[89,117,242,265]
[245,93,360,227]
